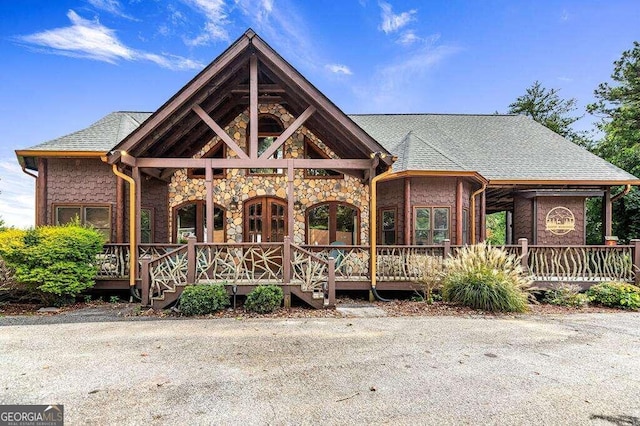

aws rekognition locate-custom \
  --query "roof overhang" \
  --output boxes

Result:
[16,150,106,171]
[382,170,488,185]
[488,179,640,186]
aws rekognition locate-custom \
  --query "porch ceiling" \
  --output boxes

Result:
[108,30,392,174]
[486,185,607,214]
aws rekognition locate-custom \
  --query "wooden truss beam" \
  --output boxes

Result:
[249,55,259,159]
[123,156,373,170]
[192,104,249,160]
[259,105,316,160]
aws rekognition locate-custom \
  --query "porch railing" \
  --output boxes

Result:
[96,244,182,279]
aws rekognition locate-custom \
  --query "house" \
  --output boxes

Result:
[15,29,640,308]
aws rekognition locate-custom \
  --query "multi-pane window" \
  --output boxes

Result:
[380,208,397,245]
[55,205,111,241]
[414,207,449,244]
[174,201,224,243]
[462,209,469,245]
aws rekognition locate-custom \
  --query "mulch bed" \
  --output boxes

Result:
[0,298,628,320]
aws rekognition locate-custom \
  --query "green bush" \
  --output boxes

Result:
[179,284,230,315]
[587,282,640,310]
[544,283,588,308]
[442,243,531,312]
[245,285,283,313]
[0,225,104,301]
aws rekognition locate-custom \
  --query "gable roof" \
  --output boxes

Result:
[106,29,392,169]
[351,113,640,184]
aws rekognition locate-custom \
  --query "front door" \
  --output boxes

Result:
[244,197,287,242]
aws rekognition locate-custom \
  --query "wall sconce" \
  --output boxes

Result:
[229,196,239,210]
[294,200,303,210]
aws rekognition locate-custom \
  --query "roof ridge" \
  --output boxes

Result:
[348,113,518,117]
[410,130,468,170]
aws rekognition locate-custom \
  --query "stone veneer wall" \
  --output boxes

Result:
[168,104,370,244]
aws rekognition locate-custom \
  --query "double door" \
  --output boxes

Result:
[244,197,287,243]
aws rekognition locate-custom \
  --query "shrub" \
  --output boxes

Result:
[587,282,640,310]
[0,225,104,302]
[179,284,229,315]
[245,285,283,313]
[442,243,531,312]
[414,255,446,304]
[544,283,588,308]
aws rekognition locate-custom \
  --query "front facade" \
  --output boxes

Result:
[15,30,640,308]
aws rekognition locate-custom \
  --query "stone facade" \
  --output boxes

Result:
[168,104,370,244]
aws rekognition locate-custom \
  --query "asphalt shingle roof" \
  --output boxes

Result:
[22,112,152,152]
[350,113,639,182]
[18,111,639,183]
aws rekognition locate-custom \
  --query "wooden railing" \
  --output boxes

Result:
[141,245,189,304]
[97,244,183,279]
[302,245,370,280]
[290,243,334,302]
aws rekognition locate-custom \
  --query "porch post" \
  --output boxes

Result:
[518,238,529,274]
[603,187,612,241]
[404,178,411,245]
[36,158,47,226]
[326,257,336,307]
[505,211,513,245]
[287,160,295,239]
[187,236,196,284]
[443,239,451,257]
[205,160,214,242]
[141,259,150,306]
[283,236,291,308]
[456,179,463,245]
[632,239,640,286]
[480,189,486,242]
[249,55,258,158]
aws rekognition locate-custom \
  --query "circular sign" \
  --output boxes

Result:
[545,207,575,235]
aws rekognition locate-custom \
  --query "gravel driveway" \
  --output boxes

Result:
[1,313,639,425]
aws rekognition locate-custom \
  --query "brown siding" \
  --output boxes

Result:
[142,178,169,243]
[377,179,405,244]
[536,197,585,245]
[513,196,533,242]
[46,158,117,240]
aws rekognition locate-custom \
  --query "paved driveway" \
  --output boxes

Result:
[1,313,639,425]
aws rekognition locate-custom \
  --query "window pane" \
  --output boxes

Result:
[382,210,395,231]
[56,207,81,225]
[433,230,448,243]
[308,205,329,245]
[251,136,283,174]
[383,231,396,245]
[434,208,449,230]
[336,205,356,244]
[85,207,110,229]
[177,204,196,241]
[415,208,430,231]
[415,230,430,245]
[140,209,152,243]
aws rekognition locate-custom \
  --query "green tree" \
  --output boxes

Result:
[587,41,640,242]
[508,81,591,147]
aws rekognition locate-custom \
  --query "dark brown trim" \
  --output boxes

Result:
[129,157,373,170]
[404,178,411,245]
[456,178,463,245]
[480,189,486,242]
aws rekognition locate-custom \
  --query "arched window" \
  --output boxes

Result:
[173,201,225,243]
[306,202,359,245]
[250,115,284,174]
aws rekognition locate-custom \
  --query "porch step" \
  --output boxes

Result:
[290,286,326,309]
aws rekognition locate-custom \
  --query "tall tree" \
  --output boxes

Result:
[587,41,640,242]
[508,81,590,147]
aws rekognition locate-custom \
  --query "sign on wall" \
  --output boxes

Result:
[545,206,575,235]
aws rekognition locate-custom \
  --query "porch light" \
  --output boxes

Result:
[294,200,303,210]
[229,196,239,210]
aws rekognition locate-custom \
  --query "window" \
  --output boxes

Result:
[173,201,225,243]
[414,207,449,245]
[141,208,153,243]
[304,138,342,178]
[250,116,284,174]
[55,205,111,241]
[188,142,225,179]
[379,208,397,245]
[307,202,359,245]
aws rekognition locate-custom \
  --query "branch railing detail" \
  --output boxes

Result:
[376,245,446,281]
[302,245,370,280]
[527,245,634,282]
[96,244,129,278]
[290,244,331,299]
[194,243,283,284]
[143,246,189,303]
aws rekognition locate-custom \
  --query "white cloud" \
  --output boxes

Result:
[16,10,203,70]
[0,160,35,229]
[86,0,136,20]
[352,43,461,112]
[325,63,353,75]
[397,30,420,45]
[182,0,230,46]
[378,1,417,34]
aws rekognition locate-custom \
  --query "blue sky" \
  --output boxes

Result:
[0,0,639,227]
